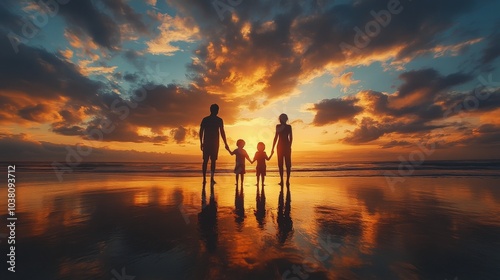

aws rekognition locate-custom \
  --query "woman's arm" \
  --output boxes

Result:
[271,125,278,152]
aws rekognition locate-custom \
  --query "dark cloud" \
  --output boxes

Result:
[59,1,122,50]
[380,140,413,149]
[343,117,385,144]
[51,124,85,136]
[397,69,471,98]
[0,33,104,104]
[123,73,139,82]
[101,0,149,34]
[0,2,22,31]
[57,0,152,50]
[480,23,500,66]
[459,124,500,145]
[123,49,145,69]
[309,97,363,125]
[0,133,196,162]
[171,126,187,143]
[17,104,52,122]
[85,122,169,143]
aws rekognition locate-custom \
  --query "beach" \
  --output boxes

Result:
[1,163,500,280]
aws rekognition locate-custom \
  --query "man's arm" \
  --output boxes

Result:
[289,125,293,147]
[220,119,230,150]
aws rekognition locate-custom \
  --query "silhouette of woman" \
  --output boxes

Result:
[271,114,293,186]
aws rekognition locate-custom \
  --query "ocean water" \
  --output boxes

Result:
[13,160,500,178]
[0,162,500,279]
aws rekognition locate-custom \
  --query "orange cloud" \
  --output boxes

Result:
[146,12,199,55]
[332,72,361,92]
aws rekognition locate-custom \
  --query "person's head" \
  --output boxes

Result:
[210,104,219,115]
[236,139,245,148]
[257,142,265,152]
[279,113,288,124]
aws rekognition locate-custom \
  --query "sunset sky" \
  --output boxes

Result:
[1,0,500,162]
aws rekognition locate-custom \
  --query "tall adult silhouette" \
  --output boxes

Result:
[198,182,217,252]
[199,104,230,184]
[271,113,293,186]
[277,185,293,243]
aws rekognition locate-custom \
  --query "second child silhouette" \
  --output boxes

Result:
[253,142,273,186]
[227,139,252,187]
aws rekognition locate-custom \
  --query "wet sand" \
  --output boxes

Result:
[1,172,500,279]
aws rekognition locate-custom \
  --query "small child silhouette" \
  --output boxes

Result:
[253,142,273,186]
[227,139,252,187]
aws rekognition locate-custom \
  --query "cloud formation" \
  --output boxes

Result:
[310,68,500,147]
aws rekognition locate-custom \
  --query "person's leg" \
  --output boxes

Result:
[256,174,260,186]
[262,175,265,186]
[285,152,291,185]
[202,158,208,183]
[210,158,216,183]
[241,174,245,187]
[235,174,239,185]
[278,153,284,185]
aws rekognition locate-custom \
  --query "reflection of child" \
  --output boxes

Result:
[253,142,273,186]
[228,139,252,186]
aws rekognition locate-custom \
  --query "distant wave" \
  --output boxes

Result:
[4,160,500,178]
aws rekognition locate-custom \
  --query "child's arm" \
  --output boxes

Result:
[245,151,252,163]
[228,148,234,155]
[252,153,257,164]
[267,151,274,160]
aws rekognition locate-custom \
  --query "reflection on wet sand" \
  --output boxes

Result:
[2,175,500,279]
[277,185,293,244]
[198,182,217,253]
[254,184,266,228]
[234,184,245,228]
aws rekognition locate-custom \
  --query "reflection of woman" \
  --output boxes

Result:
[277,186,292,243]
[271,114,293,186]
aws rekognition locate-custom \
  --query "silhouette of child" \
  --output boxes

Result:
[228,139,252,186]
[253,142,273,186]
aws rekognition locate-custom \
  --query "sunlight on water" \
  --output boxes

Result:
[1,173,500,279]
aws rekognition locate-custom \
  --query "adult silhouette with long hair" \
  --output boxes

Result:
[271,113,293,186]
[199,104,230,184]
[277,185,293,243]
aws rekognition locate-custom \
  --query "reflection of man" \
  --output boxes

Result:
[200,104,229,184]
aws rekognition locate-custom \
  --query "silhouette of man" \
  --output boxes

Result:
[200,104,229,184]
